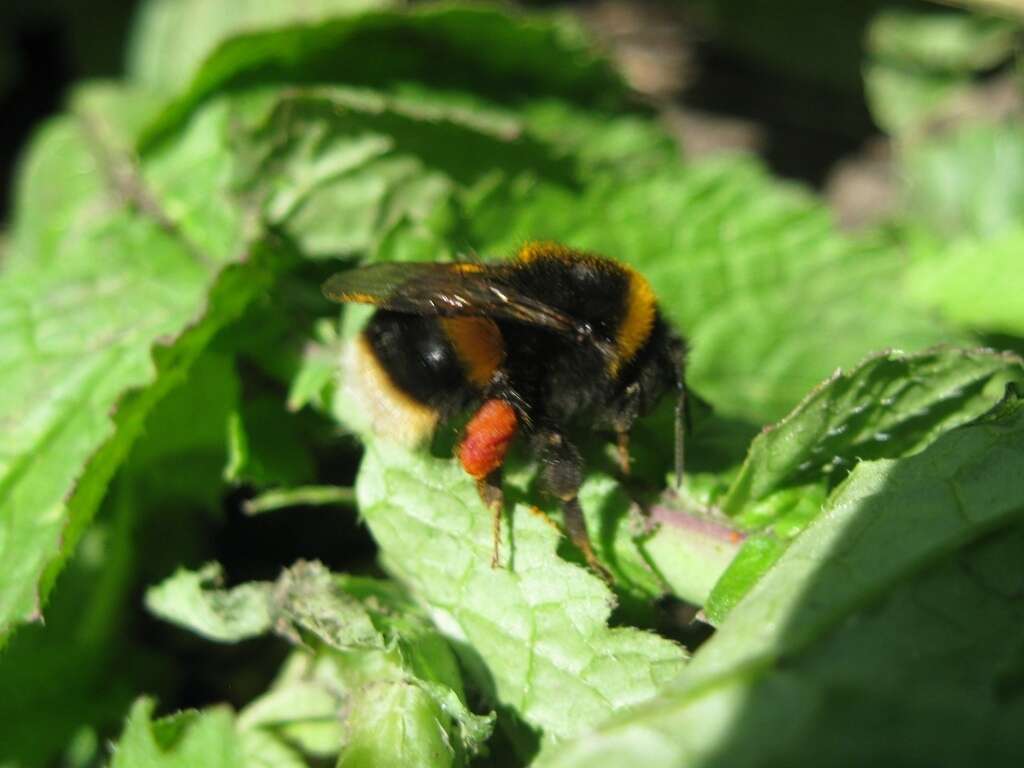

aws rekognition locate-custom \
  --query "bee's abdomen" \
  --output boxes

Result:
[343,311,474,446]
[364,311,469,409]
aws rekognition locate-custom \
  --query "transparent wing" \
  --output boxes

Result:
[322,262,581,334]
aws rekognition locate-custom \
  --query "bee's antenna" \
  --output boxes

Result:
[674,382,686,489]
[673,339,688,489]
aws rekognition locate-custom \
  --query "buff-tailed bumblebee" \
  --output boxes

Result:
[323,242,687,577]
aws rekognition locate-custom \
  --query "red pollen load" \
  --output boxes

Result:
[458,400,518,479]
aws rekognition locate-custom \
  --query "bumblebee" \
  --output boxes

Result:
[323,242,687,577]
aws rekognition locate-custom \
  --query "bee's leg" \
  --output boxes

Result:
[538,431,612,582]
[526,504,561,533]
[609,382,641,478]
[562,497,612,582]
[475,470,505,568]
[458,399,519,569]
[615,428,631,476]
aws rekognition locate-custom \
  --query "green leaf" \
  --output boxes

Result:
[279,568,496,760]
[891,120,1024,340]
[520,100,677,173]
[906,225,1024,336]
[237,655,344,757]
[0,486,142,766]
[144,563,274,643]
[902,120,1024,240]
[704,347,1022,621]
[686,281,960,424]
[0,84,276,642]
[242,647,487,768]
[701,484,825,623]
[147,561,494,764]
[137,5,626,152]
[127,0,398,91]
[223,394,317,488]
[110,699,245,768]
[0,342,261,765]
[286,318,342,413]
[864,62,967,138]
[887,117,1024,339]
[238,729,307,768]
[723,347,1022,514]
[563,463,747,606]
[274,561,384,650]
[630,499,748,607]
[228,85,570,260]
[131,347,241,509]
[337,682,460,768]
[356,441,687,744]
[864,7,1017,135]
[539,389,1024,767]
[869,8,1016,71]
[145,561,385,649]
[5,84,164,275]
[110,698,306,768]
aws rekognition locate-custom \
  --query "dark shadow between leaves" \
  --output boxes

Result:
[445,636,541,768]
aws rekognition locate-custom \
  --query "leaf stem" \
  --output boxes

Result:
[640,504,746,606]
[243,485,356,515]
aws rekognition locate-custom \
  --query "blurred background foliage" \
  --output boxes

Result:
[3,0,1019,227]
[0,1,1022,766]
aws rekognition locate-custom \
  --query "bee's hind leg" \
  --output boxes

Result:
[459,398,519,569]
[475,470,505,568]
